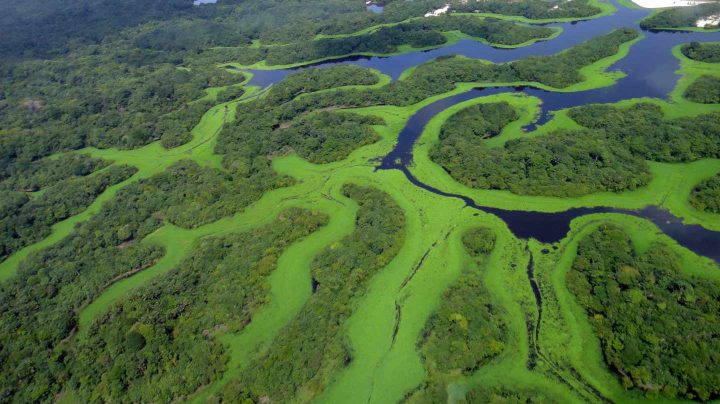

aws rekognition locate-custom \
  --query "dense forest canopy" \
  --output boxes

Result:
[0,165,136,261]
[684,75,720,103]
[70,208,329,402]
[0,56,245,177]
[430,101,720,197]
[1,0,596,60]
[253,15,557,66]
[0,159,287,401]
[0,0,194,58]
[682,42,720,63]
[568,224,720,400]
[568,103,720,162]
[439,102,520,141]
[259,28,639,109]
[432,126,651,197]
[212,28,638,181]
[690,174,720,213]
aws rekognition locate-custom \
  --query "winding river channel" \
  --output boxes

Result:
[244,1,720,262]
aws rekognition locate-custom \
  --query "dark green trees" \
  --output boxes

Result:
[0,159,283,401]
[221,184,406,402]
[0,165,136,260]
[259,16,555,66]
[439,102,519,141]
[430,102,650,197]
[690,174,720,213]
[70,208,329,402]
[684,75,720,104]
[569,103,720,162]
[568,224,720,400]
[682,42,720,63]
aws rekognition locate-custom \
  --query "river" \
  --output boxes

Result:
[242,1,720,262]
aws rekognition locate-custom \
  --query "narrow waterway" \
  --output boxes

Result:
[243,1,720,262]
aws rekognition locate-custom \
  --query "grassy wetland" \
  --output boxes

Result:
[2,0,720,402]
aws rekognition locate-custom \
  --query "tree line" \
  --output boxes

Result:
[220,184,406,402]
[235,15,556,66]
[682,42,720,63]
[1,53,246,174]
[684,75,720,104]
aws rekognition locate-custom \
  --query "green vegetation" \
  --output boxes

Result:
[685,75,720,103]
[221,15,557,66]
[236,29,638,110]
[462,227,498,256]
[215,67,388,169]
[464,385,557,403]
[420,252,506,377]
[0,154,109,190]
[411,92,720,228]
[220,184,405,402]
[0,165,136,260]
[69,208,328,402]
[451,0,604,20]
[0,0,194,58]
[312,0,602,39]
[641,3,720,30]
[0,56,244,164]
[0,159,283,401]
[262,65,380,105]
[690,174,720,213]
[438,101,519,140]
[413,227,507,402]
[430,101,650,197]
[568,223,720,400]
[682,42,720,63]
[1,0,602,61]
[2,0,720,402]
[220,106,383,165]
[568,103,720,163]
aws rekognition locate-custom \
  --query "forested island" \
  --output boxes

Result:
[1,0,720,403]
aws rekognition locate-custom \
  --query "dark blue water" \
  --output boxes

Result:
[394,164,720,262]
[238,1,720,262]
[243,1,649,86]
